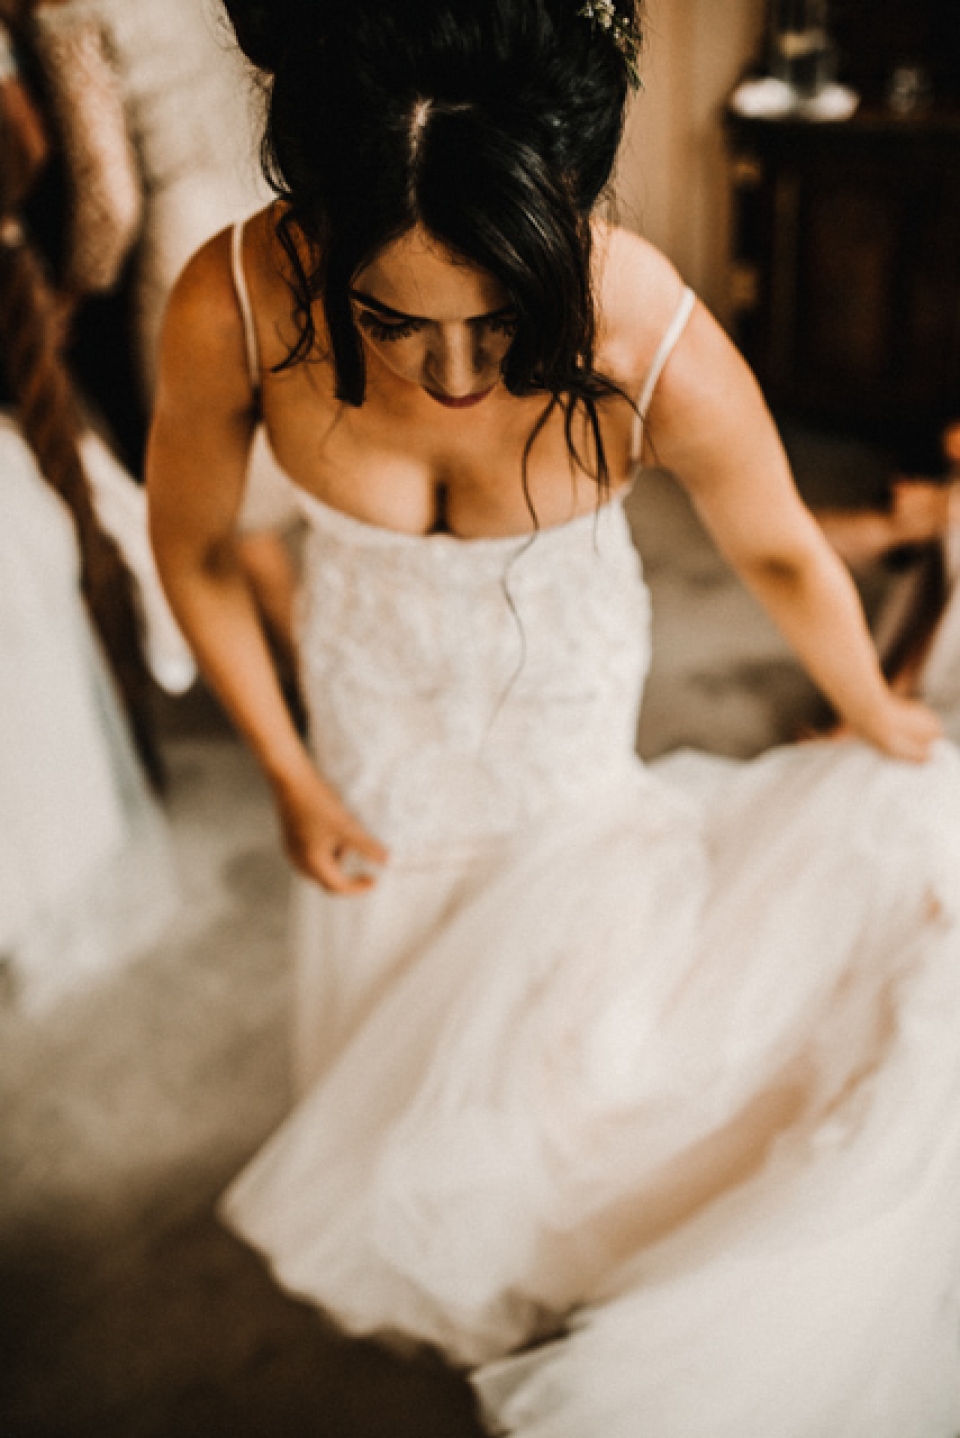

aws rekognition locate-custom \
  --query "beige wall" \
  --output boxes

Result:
[613,0,767,320]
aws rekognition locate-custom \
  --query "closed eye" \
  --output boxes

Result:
[355,310,426,343]
[478,311,518,338]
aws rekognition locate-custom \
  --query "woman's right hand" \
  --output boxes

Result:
[272,762,390,894]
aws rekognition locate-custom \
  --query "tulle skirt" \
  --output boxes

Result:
[222,738,960,1436]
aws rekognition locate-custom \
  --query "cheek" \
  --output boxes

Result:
[363,336,427,382]
[483,334,514,369]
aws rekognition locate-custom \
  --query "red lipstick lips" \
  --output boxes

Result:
[425,384,496,409]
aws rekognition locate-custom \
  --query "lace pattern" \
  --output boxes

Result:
[296,489,651,854]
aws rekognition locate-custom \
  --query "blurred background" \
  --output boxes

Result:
[1,1,958,1434]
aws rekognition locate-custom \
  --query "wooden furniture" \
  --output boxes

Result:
[829,0,960,112]
[726,0,960,471]
[725,107,960,469]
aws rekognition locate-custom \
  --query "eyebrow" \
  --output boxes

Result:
[349,288,515,324]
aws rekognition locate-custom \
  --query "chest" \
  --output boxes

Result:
[258,363,639,539]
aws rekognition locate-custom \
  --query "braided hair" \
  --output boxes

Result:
[0,4,162,787]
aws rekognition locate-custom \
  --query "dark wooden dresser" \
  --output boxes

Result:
[725,1,960,472]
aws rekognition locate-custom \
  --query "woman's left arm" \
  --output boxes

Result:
[644,299,942,762]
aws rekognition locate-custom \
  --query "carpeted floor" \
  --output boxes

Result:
[0,448,897,1437]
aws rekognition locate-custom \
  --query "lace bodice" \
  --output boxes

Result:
[227,220,695,855]
[294,485,651,855]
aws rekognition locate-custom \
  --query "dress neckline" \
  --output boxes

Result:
[282,454,634,551]
[231,219,684,552]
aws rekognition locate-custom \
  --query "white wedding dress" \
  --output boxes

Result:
[221,244,960,1436]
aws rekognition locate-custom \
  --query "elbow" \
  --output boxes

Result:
[199,533,242,578]
[149,514,238,592]
[736,538,821,596]
[740,535,843,603]
[748,553,807,588]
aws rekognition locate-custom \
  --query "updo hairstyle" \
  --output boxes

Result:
[222,0,642,483]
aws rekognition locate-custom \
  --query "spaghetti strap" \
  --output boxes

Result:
[231,220,261,396]
[631,285,696,458]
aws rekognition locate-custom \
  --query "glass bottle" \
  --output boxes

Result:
[768,0,837,99]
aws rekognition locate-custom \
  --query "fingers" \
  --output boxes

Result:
[342,822,390,868]
[314,846,381,896]
[885,733,934,764]
[324,818,391,893]
[290,842,381,895]
[868,698,943,764]
[900,718,944,764]
[287,823,390,896]
[274,772,391,894]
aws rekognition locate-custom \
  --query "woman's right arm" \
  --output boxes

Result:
[146,228,388,892]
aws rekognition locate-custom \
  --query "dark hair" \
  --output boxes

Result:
[222,0,642,493]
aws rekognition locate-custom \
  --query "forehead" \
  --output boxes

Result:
[354,226,508,320]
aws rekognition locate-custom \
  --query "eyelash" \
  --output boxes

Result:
[484,313,519,338]
[355,311,518,343]
[356,313,424,343]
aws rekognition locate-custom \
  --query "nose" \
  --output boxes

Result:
[426,326,484,398]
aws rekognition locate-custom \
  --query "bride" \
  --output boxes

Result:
[147,2,960,1433]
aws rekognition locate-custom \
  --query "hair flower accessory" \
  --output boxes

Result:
[578,1,642,89]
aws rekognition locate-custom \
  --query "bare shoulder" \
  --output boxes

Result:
[158,204,283,405]
[148,212,282,534]
[594,222,690,389]
[158,226,247,405]
[596,222,762,433]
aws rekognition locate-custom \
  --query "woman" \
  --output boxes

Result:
[147,2,960,1433]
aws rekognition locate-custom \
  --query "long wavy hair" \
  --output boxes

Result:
[222,0,642,496]
[0,1,162,787]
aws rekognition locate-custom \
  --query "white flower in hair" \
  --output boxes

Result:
[577,0,642,89]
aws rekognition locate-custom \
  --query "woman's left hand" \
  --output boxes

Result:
[847,694,944,763]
